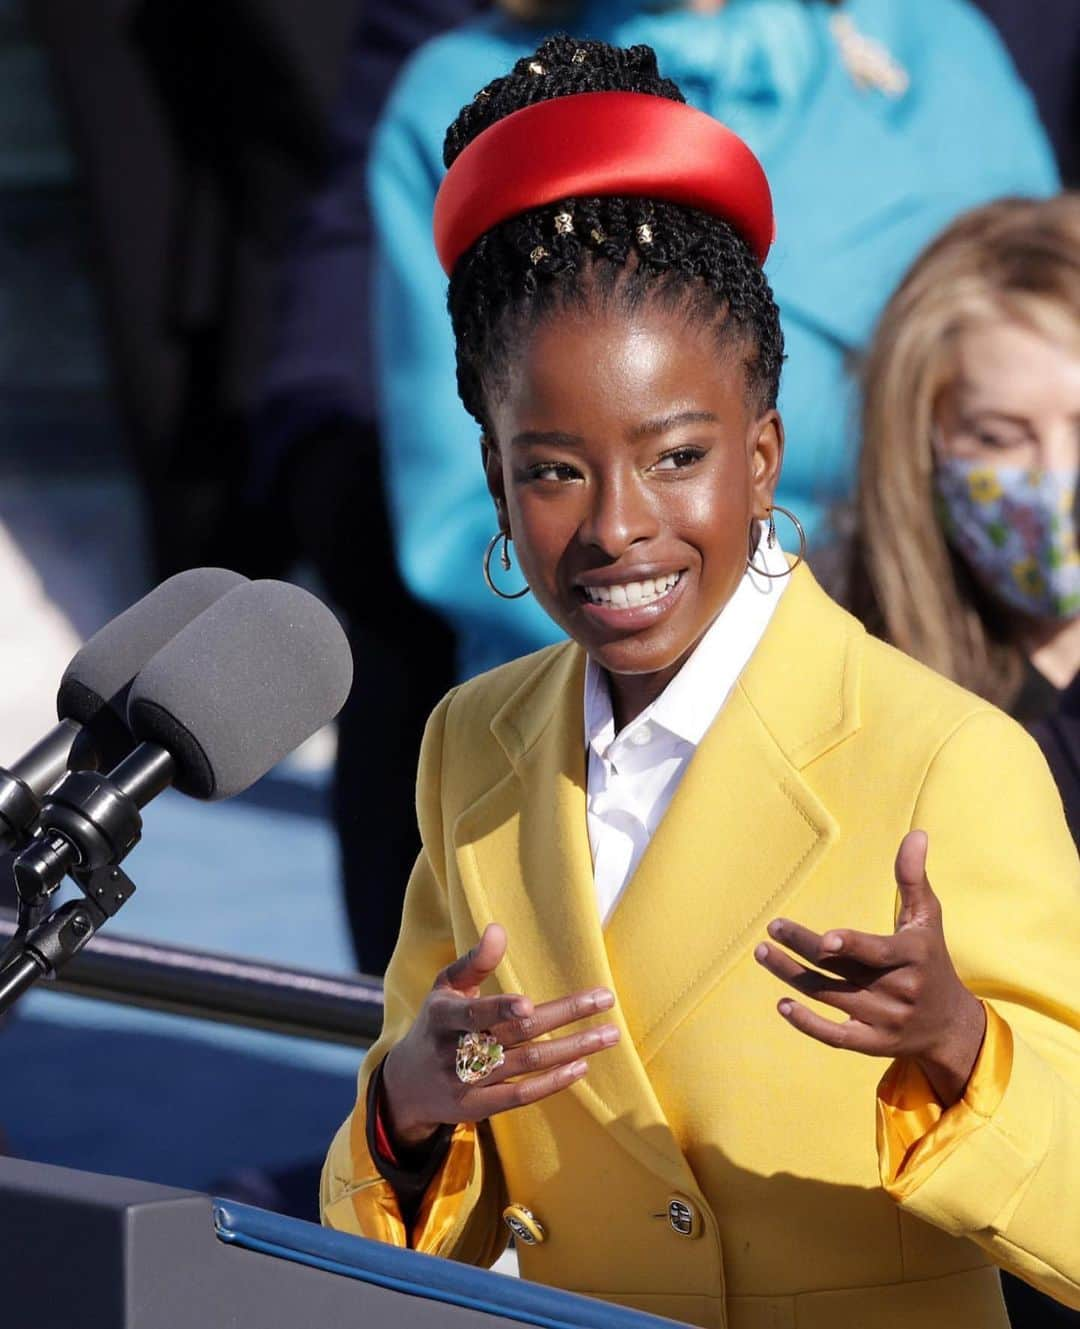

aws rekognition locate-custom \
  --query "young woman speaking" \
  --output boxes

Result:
[323,37,1079,1329]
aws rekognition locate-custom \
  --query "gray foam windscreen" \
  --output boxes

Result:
[56,568,249,770]
[126,580,354,800]
[58,568,249,723]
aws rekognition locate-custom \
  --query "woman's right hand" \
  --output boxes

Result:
[381,923,619,1147]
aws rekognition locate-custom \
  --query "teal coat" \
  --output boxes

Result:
[370,0,1058,680]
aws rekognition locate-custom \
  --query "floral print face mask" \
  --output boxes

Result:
[933,458,1080,620]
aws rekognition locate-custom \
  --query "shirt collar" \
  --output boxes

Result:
[584,534,790,760]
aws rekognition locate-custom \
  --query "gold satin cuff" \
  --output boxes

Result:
[348,1176,410,1246]
[317,1089,409,1245]
[331,1086,478,1253]
[412,1123,480,1255]
[876,1001,1014,1201]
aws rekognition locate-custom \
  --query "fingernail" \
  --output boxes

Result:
[823,934,843,953]
[598,1024,620,1046]
[754,943,768,963]
[778,1000,793,1017]
[511,998,531,1016]
[570,1060,588,1077]
[767,921,783,939]
[593,989,615,1010]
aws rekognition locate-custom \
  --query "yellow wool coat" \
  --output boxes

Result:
[323,568,1080,1329]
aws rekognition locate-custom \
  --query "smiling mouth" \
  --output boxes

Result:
[578,570,685,609]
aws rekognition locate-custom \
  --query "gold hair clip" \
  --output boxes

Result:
[590,226,607,246]
[571,48,587,65]
[530,244,549,265]
[554,211,574,236]
[527,61,545,76]
[636,223,654,246]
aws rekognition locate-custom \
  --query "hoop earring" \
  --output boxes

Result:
[483,532,531,600]
[747,504,806,579]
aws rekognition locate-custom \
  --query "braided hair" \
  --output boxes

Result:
[443,36,785,433]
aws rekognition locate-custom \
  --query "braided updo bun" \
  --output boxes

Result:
[443,36,784,431]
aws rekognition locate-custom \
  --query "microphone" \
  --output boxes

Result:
[128,577,353,800]
[0,568,248,852]
[13,579,354,898]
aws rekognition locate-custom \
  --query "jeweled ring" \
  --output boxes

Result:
[456,1030,505,1084]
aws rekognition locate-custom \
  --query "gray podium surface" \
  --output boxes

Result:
[0,1156,526,1329]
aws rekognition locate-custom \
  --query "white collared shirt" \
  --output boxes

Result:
[583,536,790,923]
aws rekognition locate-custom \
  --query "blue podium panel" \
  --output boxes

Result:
[0,1158,687,1329]
[215,1200,684,1329]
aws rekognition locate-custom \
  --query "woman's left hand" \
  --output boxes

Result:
[754,830,986,1106]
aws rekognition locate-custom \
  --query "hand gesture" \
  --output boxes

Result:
[754,830,986,1105]
[382,923,619,1146]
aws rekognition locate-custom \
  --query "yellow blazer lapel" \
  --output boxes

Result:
[605,568,861,1065]
[453,646,698,1190]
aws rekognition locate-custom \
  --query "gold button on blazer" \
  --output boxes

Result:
[323,568,1080,1329]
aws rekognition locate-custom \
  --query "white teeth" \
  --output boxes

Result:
[582,572,681,607]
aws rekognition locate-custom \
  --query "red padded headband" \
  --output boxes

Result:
[433,91,775,276]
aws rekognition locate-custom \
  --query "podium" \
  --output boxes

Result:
[0,1157,681,1329]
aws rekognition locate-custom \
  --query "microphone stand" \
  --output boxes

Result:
[0,863,137,1013]
[0,744,171,1015]
[0,720,82,974]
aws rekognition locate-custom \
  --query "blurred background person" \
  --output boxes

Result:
[0,0,128,762]
[849,196,1080,831]
[27,0,484,977]
[973,0,1080,187]
[846,192,1080,1329]
[369,0,1059,686]
[1,0,465,1214]
[251,1,482,976]
[28,0,358,581]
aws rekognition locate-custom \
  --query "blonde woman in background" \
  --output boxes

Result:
[850,196,1080,809]
[848,199,1080,1328]
[852,195,1080,713]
